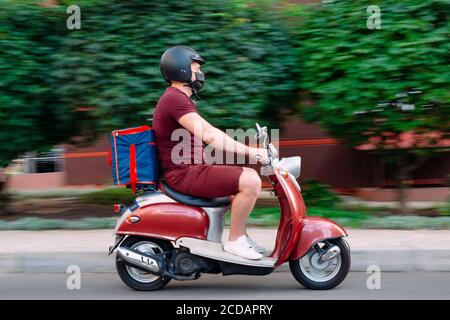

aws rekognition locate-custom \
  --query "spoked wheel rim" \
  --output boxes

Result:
[299,242,342,283]
[125,241,163,284]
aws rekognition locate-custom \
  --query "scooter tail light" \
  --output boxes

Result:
[113,203,123,213]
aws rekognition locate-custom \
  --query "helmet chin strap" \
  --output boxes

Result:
[183,82,201,100]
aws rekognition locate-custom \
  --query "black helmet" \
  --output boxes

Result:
[160,46,205,83]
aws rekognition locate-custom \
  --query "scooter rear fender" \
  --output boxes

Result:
[290,216,348,261]
[115,202,209,241]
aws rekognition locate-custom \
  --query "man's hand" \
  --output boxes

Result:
[249,147,269,165]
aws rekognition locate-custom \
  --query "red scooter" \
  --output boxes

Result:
[108,124,350,291]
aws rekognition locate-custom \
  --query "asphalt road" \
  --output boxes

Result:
[1,272,449,300]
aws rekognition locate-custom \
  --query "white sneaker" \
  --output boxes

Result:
[247,236,266,254]
[223,235,263,260]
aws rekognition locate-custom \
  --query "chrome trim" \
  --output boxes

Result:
[108,235,126,255]
[203,207,228,242]
[117,247,160,273]
[260,164,275,177]
[135,191,176,207]
[268,143,278,160]
[299,245,342,283]
[319,245,341,263]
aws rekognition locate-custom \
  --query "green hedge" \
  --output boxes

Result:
[1,0,448,169]
[0,0,297,166]
[300,179,342,207]
[284,0,449,146]
[0,3,74,166]
[3,212,450,230]
[57,0,298,130]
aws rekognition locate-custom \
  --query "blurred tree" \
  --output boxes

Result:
[284,0,449,214]
[0,0,297,168]
[0,3,85,169]
[52,0,297,137]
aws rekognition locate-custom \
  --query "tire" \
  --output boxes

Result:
[289,238,350,290]
[116,236,173,291]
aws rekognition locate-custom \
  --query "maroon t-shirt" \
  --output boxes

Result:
[153,87,205,174]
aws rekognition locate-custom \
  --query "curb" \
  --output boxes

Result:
[1,250,450,273]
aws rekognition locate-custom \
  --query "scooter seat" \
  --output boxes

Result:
[160,180,231,207]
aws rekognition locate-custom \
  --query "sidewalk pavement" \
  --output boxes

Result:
[1,228,449,273]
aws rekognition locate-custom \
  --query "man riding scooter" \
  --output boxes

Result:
[153,46,269,260]
[108,46,350,291]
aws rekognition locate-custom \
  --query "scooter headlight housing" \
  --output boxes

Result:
[279,156,301,179]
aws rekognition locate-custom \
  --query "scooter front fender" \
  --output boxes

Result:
[290,216,348,261]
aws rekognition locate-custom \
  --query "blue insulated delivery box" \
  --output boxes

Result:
[109,125,159,189]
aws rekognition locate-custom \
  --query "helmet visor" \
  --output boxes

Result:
[191,54,206,65]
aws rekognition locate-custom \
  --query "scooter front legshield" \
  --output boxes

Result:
[289,216,348,261]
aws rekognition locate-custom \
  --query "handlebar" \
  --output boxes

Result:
[255,122,278,166]
[255,123,301,179]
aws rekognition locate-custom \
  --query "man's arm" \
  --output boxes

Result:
[178,112,267,162]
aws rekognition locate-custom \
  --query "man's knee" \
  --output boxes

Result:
[239,168,261,196]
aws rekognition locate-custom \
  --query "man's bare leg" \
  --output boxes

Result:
[228,168,261,241]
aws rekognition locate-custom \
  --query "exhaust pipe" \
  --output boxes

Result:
[117,247,161,274]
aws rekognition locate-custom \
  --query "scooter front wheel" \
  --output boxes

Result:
[289,238,350,290]
[116,236,172,291]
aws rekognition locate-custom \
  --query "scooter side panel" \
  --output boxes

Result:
[289,216,348,261]
[270,169,305,267]
[116,203,209,241]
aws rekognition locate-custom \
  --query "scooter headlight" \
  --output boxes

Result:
[279,156,301,179]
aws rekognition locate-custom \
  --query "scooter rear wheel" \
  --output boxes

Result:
[289,238,350,290]
[116,236,173,291]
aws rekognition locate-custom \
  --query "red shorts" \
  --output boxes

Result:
[163,164,243,198]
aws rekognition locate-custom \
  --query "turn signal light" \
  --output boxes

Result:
[127,215,140,223]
